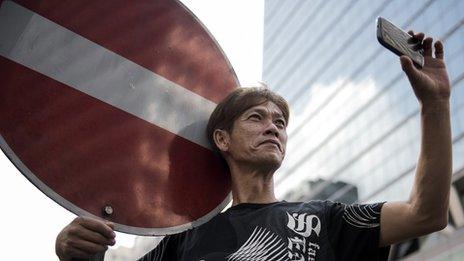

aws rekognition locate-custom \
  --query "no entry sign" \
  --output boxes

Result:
[0,0,238,235]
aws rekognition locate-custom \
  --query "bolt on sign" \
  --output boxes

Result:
[0,0,238,235]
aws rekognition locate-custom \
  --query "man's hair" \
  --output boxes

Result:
[206,87,290,152]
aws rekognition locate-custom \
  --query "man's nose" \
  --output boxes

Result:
[264,121,279,137]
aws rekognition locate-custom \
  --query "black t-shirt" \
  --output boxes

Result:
[139,201,390,261]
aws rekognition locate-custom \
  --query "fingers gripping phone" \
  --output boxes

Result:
[376,17,424,68]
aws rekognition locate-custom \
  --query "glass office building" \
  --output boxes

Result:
[263,0,464,259]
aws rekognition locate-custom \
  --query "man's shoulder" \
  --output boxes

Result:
[279,199,336,209]
[263,200,336,217]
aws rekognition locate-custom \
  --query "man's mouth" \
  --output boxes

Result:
[259,140,281,152]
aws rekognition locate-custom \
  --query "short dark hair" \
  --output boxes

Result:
[206,87,290,152]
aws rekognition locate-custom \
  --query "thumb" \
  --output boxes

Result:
[105,221,115,230]
[400,55,419,82]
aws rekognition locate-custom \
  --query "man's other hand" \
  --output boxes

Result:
[55,216,116,261]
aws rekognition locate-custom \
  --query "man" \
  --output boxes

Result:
[56,32,451,260]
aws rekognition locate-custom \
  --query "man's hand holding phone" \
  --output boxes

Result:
[377,17,450,106]
[399,31,450,107]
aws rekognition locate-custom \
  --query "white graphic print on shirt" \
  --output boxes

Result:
[286,212,321,260]
[227,204,382,261]
[227,212,323,261]
[286,212,321,237]
[226,226,287,261]
[342,204,381,228]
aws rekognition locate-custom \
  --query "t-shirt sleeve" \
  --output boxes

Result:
[137,233,185,261]
[326,201,390,261]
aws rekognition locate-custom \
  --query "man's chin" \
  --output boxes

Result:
[256,155,283,172]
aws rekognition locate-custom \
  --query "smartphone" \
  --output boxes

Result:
[376,17,424,68]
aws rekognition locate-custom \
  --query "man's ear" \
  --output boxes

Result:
[213,129,230,152]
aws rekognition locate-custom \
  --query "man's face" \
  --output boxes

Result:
[221,101,287,170]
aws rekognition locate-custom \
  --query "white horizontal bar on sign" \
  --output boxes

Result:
[0,0,216,149]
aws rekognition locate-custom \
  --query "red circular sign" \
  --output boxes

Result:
[0,0,238,235]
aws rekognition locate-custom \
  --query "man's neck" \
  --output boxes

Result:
[228,163,278,206]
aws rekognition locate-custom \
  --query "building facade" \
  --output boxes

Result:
[263,0,464,259]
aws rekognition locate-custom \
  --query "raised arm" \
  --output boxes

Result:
[379,31,452,246]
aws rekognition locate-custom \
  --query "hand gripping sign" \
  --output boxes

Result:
[0,0,238,235]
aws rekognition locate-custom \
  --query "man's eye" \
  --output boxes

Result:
[249,114,261,120]
[275,119,286,127]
